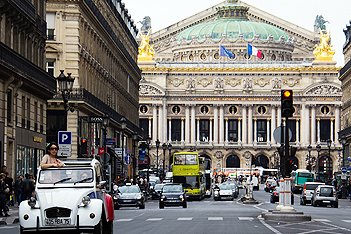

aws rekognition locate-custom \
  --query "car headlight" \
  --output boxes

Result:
[136,194,142,199]
[179,195,184,200]
[28,197,36,208]
[82,196,91,206]
[161,195,166,200]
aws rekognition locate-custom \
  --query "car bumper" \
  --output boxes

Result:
[161,200,184,206]
[116,199,143,207]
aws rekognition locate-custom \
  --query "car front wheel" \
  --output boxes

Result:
[93,220,103,234]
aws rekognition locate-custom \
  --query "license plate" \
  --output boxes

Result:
[322,201,331,203]
[45,218,71,226]
[168,200,178,202]
[123,200,132,202]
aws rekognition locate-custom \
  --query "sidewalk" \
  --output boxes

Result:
[0,206,19,225]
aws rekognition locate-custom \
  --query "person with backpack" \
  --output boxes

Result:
[22,173,35,200]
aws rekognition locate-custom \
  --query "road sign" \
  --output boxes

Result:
[342,167,347,173]
[115,148,123,156]
[58,131,72,144]
[273,126,292,143]
[57,144,71,157]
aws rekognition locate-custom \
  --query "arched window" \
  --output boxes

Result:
[226,155,240,168]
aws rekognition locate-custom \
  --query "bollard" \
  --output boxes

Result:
[277,178,285,210]
[285,178,292,206]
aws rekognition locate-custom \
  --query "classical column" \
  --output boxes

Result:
[163,99,167,143]
[253,118,257,144]
[185,105,190,143]
[209,118,213,143]
[168,118,172,142]
[317,118,321,144]
[330,118,334,143]
[335,105,340,144]
[191,105,196,144]
[181,118,185,143]
[238,118,242,143]
[158,105,163,143]
[271,105,276,144]
[311,105,316,145]
[296,119,300,144]
[301,104,310,146]
[242,106,247,144]
[248,105,253,144]
[267,119,270,144]
[225,118,228,143]
[277,106,282,128]
[196,118,200,142]
[148,117,152,139]
[152,105,158,142]
[219,105,224,144]
[213,105,218,144]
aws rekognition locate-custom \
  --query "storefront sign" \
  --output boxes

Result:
[33,136,43,143]
[88,116,104,123]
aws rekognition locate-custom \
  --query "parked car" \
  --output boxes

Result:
[213,183,238,201]
[311,185,338,208]
[19,158,114,234]
[159,183,187,209]
[300,182,325,205]
[270,186,294,204]
[151,183,165,199]
[114,184,145,209]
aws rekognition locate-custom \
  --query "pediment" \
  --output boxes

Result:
[304,83,342,96]
[139,83,165,96]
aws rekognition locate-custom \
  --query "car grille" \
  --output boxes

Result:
[45,207,71,218]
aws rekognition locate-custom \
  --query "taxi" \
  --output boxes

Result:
[19,158,114,234]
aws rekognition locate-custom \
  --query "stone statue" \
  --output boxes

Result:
[139,16,151,35]
[313,30,335,61]
[138,32,155,61]
[314,15,328,33]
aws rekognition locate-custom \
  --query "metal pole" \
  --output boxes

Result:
[163,148,166,175]
[284,117,290,178]
[132,139,136,185]
[156,146,159,177]
[121,131,124,180]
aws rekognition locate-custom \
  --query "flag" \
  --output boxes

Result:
[247,43,263,59]
[219,45,235,59]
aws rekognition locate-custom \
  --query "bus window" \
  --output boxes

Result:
[186,155,197,165]
[174,154,186,165]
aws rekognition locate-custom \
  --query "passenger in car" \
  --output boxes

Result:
[40,142,65,169]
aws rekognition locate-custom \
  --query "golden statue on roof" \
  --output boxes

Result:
[138,31,155,62]
[313,30,335,62]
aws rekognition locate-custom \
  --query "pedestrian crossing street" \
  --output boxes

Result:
[115,217,351,223]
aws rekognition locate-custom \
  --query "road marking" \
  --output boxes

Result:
[238,217,254,221]
[257,215,282,234]
[146,218,163,221]
[342,220,351,223]
[208,217,223,221]
[177,217,193,221]
[115,219,133,222]
[313,219,331,222]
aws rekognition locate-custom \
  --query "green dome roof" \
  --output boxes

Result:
[177,18,289,43]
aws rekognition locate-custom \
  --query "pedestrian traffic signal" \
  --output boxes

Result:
[281,89,294,118]
[80,138,88,157]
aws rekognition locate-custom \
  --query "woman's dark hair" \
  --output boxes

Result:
[46,142,59,154]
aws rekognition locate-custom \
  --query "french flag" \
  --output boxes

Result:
[247,44,263,59]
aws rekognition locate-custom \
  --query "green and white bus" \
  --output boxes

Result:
[291,169,314,193]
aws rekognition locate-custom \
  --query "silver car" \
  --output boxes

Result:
[300,182,325,205]
[311,185,338,208]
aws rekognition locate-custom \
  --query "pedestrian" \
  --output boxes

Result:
[22,173,35,200]
[0,173,10,217]
[40,142,65,169]
[4,172,13,206]
[14,175,23,206]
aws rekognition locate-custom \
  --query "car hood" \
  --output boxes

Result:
[36,188,94,209]
[119,193,140,199]
[162,192,183,197]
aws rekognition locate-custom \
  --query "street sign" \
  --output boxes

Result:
[115,148,123,156]
[106,138,116,145]
[342,167,347,173]
[58,131,72,157]
[273,126,292,143]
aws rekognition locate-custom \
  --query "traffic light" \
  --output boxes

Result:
[80,138,88,157]
[281,89,294,118]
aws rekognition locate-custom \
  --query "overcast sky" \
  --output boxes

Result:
[125,0,351,66]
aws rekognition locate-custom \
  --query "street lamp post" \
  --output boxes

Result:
[132,132,138,185]
[146,136,151,183]
[168,143,172,171]
[341,137,347,168]
[316,143,321,179]
[327,139,332,181]
[162,143,167,179]
[307,144,312,172]
[102,115,109,165]
[120,117,127,180]
[155,139,160,177]
[56,70,75,112]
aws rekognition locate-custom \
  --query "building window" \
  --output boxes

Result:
[320,119,331,142]
[46,12,56,40]
[172,105,181,114]
[258,106,266,115]
[287,119,296,142]
[46,61,55,76]
[213,53,219,60]
[21,96,25,128]
[228,119,238,142]
[229,105,237,115]
[34,102,38,131]
[6,89,12,124]
[200,106,209,114]
[139,118,149,138]
[40,104,44,133]
[200,53,206,60]
[27,98,30,130]
[139,105,148,114]
[321,106,330,115]
[171,119,181,141]
[257,119,267,142]
[199,120,210,142]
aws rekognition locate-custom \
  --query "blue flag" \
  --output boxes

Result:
[219,45,235,59]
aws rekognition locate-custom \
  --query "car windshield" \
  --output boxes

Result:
[38,169,93,184]
[306,184,323,190]
[119,186,140,194]
[154,184,164,190]
[219,184,232,190]
[319,187,333,197]
[163,185,182,193]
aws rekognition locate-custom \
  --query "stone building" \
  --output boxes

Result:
[138,0,342,181]
[0,0,56,176]
[46,0,141,180]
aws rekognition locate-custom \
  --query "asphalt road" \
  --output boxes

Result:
[2,185,351,234]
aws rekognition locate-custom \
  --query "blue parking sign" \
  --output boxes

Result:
[58,131,72,144]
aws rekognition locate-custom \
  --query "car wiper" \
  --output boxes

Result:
[74,177,93,185]
[53,177,72,185]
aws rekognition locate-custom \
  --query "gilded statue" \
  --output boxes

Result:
[138,32,155,62]
[313,30,335,61]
